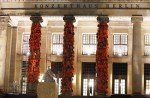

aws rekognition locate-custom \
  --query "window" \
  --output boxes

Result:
[114,79,119,94]
[113,63,127,94]
[22,33,30,56]
[82,62,96,96]
[144,64,150,94]
[52,33,63,55]
[83,79,88,96]
[21,33,30,94]
[114,79,125,94]
[144,34,150,56]
[51,62,62,95]
[21,61,28,94]
[58,78,62,95]
[113,34,128,56]
[82,34,96,55]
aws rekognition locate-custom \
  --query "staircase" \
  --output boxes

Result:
[2,94,150,98]
[59,96,107,98]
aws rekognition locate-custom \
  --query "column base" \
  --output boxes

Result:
[27,83,37,95]
[60,92,72,96]
[0,89,5,98]
[96,92,107,98]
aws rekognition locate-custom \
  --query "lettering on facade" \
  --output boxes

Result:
[34,3,141,9]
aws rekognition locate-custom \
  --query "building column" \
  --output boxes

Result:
[131,16,143,95]
[62,15,75,95]
[96,15,109,97]
[0,16,9,92]
[27,14,43,94]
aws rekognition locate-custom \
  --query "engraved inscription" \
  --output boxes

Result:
[34,3,140,9]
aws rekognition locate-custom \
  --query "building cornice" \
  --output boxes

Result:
[8,16,150,27]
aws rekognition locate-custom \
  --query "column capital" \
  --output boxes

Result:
[97,16,109,23]
[63,15,76,23]
[0,16,10,30]
[30,14,43,23]
[131,16,143,23]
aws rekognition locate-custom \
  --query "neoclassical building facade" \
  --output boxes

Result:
[0,0,150,97]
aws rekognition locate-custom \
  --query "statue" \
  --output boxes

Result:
[43,68,56,82]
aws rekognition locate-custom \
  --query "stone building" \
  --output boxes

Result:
[0,0,150,97]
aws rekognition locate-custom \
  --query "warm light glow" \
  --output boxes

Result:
[38,74,44,82]
[110,72,112,95]
[146,89,150,94]
[89,79,93,87]
[146,80,150,94]
[26,52,30,56]
[83,79,88,96]
[86,49,93,55]
[118,53,123,56]
[116,46,123,56]
[89,79,94,96]
[73,75,76,83]
[57,49,63,55]
[58,78,62,95]
[114,79,119,94]
[120,79,125,94]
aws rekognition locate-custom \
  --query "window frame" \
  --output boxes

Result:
[82,33,97,55]
[51,33,63,55]
[144,63,150,94]
[112,63,127,94]
[113,33,128,56]
[21,33,30,56]
[21,33,30,94]
[81,62,96,96]
[144,34,150,56]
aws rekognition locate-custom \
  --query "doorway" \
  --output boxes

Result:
[82,62,96,96]
[113,63,127,94]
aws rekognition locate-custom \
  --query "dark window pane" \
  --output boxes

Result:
[82,62,96,76]
[113,63,127,75]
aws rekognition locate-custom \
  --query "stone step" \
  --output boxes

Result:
[2,94,150,98]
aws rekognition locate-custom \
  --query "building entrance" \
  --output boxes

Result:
[82,62,96,96]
